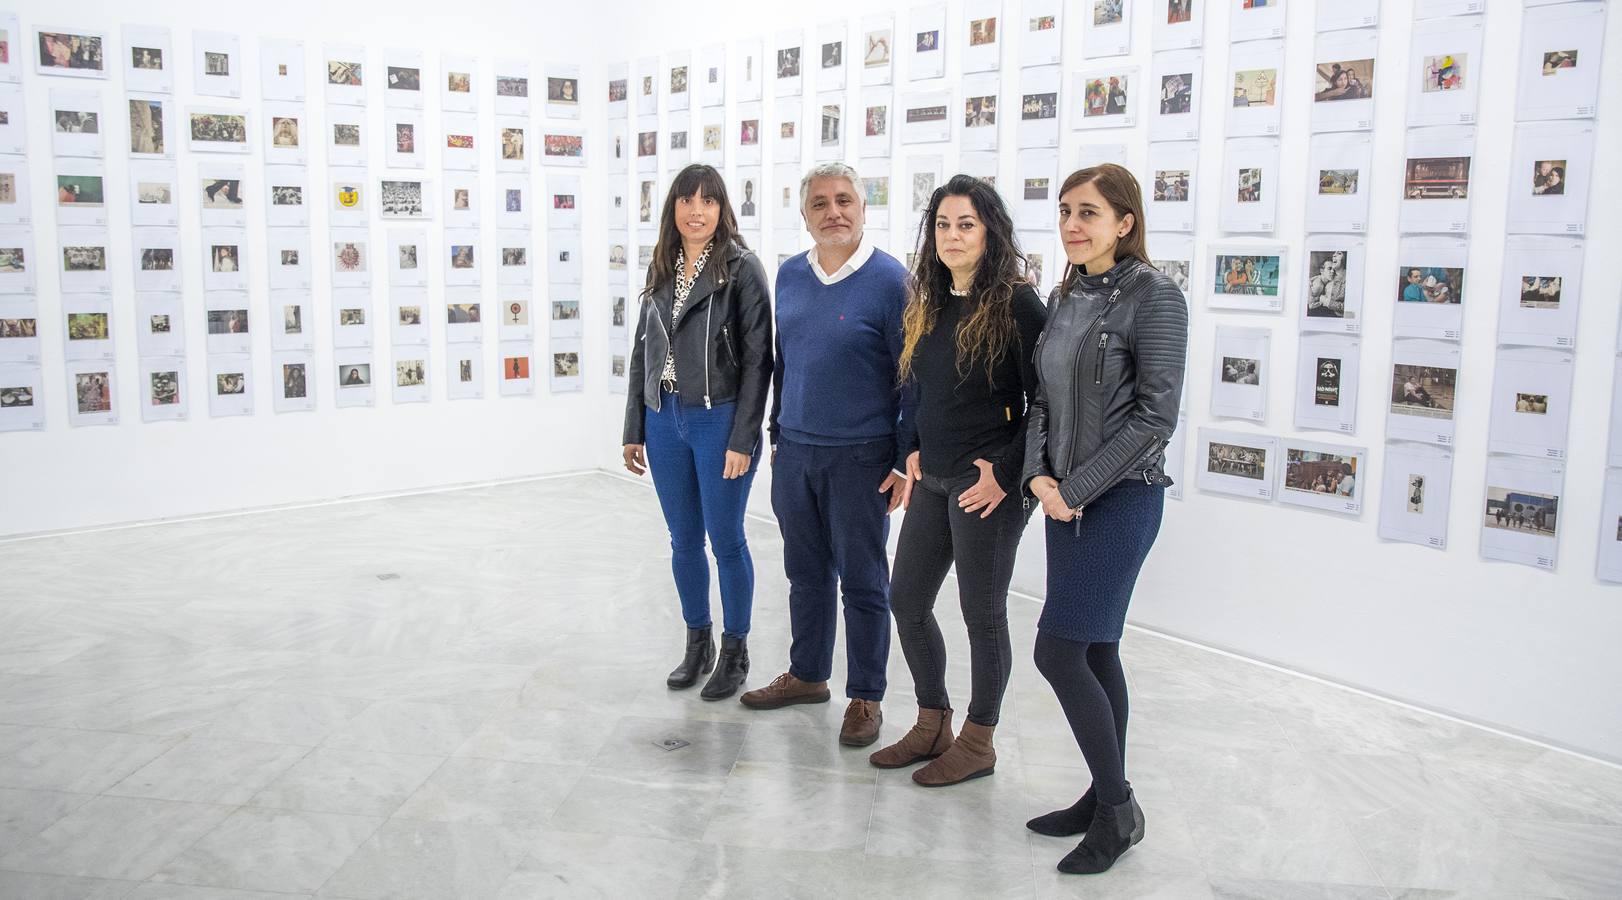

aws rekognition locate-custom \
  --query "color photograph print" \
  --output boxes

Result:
[1314,59,1373,102]
[1390,364,1456,419]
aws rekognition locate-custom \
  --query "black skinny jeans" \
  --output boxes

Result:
[889,469,1031,726]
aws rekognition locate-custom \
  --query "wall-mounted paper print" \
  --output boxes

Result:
[391,288,429,345]
[324,44,366,106]
[1415,0,1482,18]
[1085,0,1133,58]
[0,14,21,84]
[960,74,999,152]
[203,290,250,355]
[1312,30,1376,132]
[123,25,173,94]
[1392,236,1468,341]
[1487,347,1573,460]
[383,50,424,110]
[549,230,583,285]
[330,227,370,289]
[440,112,478,171]
[0,83,24,155]
[859,162,891,231]
[325,104,364,166]
[1018,229,1057,296]
[327,169,367,226]
[260,102,304,165]
[1149,50,1201,141]
[637,176,660,230]
[732,101,763,166]
[1480,456,1563,571]
[548,286,584,340]
[1299,236,1364,333]
[1014,148,1058,231]
[138,357,187,424]
[1305,132,1372,233]
[1505,121,1593,237]
[36,26,109,79]
[1226,40,1282,137]
[332,288,373,348]
[387,230,427,288]
[817,22,847,92]
[1516,2,1604,122]
[860,96,892,158]
[1219,138,1280,233]
[269,290,313,353]
[197,163,246,229]
[911,3,947,80]
[605,61,629,120]
[733,39,763,103]
[636,56,658,116]
[54,158,108,228]
[62,293,113,360]
[691,44,724,109]
[1210,325,1271,422]
[59,226,111,293]
[1207,243,1285,312]
[334,350,375,408]
[963,0,1004,73]
[960,150,997,188]
[445,286,483,345]
[1496,236,1581,349]
[861,17,895,86]
[442,54,477,114]
[1074,67,1136,128]
[816,94,845,161]
[51,88,103,157]
[1017,65,1060,148]
[607,127,629,175]
[772,164,802,232]
[265,229,311,291]
[1294,333,1361,434]
[766,100,798,164]
[609,282,632,337]
[445,341,483,401]
[0,159,31,227]
[904,155,945,221]
[392,345,429,404]
[1152,0,1202,51]
[193,31,241,98]
[543,176,581,232]
[1277,439,1366,516]
[697,106,725,167]
[1386,339,1460,446]
[1316,0,1379,32]
[0,227,34,295]
[1146,142,1198,233]
[1163,414,1189,499]
[666,111,693,170]
[542,124,592,173]
[1230,0,1284,42]
[1407,18,1483,127]
[1149,232,1195,302]
[1596,469,1622,583]
[0,363,45,431]
[497,289,533,341]
[550,338,583,394]
[495,231,531,286]
[609,338,630,393]
[385,109,425,169]
[441,174,479,230]
[380,177,430,220]
[901,90,951,144]
[1374,440,1449,549]
[131,228,180,293]
[496,117,528,172]
[664,50,692,114]
[636,116,659,172]
[1399,127,1474,234]
[65,359,117,426]
[1197,427,1278,500]
[775,30,804,97]
[732,167,763,229]
[0,296,40,361]
[259,38,304,102]
[272,351,315,413]
[499,339,534,396]
[493,60,530,117]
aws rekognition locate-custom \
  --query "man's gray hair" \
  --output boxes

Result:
[799,162,864,209]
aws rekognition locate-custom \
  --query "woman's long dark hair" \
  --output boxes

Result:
[899,174,1025,384]
[643,164,747,298]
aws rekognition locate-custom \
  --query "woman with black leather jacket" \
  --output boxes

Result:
[1020,164,1188,875]
[622,164,773,701]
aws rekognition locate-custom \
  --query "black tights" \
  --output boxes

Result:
[1034,631,1130,806]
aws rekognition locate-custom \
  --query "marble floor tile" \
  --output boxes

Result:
[320,699,491,756]
[247,748,446,818]
[0,795,233,880]
[732,718,883,779]
[0,787,94,857]
[104,737,309,805]
[1181,800,1383,887]
[1348,806,1566,896]
[392,758,587,830]
[497,831,700,900]
[192,692,375,746]
[865,769,1037,865]
[316,819,534,900]
[0,870,138,899]
[0,728,181,794]
[453,705,622,766]
[588,716,748,777]
[1501,819,1622,900]
[151,807,382,894]
[545,770,730,841]
[1036,867,1215,899]
[676,844,861,900]
[125,885,316,899]
[700,762,875,852]
[1206,878,1389,899]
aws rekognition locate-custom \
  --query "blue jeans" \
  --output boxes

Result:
[644,392,760,636]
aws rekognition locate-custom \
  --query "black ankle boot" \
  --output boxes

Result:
[1027,780,1135,837]
[700,634,749,700]
[667,627,714,689]
[1056,788,1143,875]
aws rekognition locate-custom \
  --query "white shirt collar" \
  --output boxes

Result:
[807,235,876,286]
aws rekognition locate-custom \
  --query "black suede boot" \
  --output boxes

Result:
[700,634,749,700]
[1056,788,1143,875]
[1027,780,1137,837]
[666,627,714,689]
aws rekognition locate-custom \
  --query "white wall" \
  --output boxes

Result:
[2,0,615,536]
[605,0,1622,762]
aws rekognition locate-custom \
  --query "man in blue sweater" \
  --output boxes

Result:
[740,162,916,749]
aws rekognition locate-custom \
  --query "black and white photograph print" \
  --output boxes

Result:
[339,308,366,326]
[270,115,299,148]
[1314,357,1341,406]
[379,179,424,217]
[62,245,106,271]
[203,51,229,77]
[332,122,360,146]
[1152,170,1189,202]
[1407,474,1425,513]
[447,303,480,324]
[140,248,173,271]
[54,109,98,134]
[132,46,163,70]
[339,363,371,387]
[1404,156,1470,200]
[1483,487,1557,536]
[387,65,421,92]
[777,46,801,79]
[1023,92,1058,120]
[282,362,307,399]
[190,112,246,145]
[822,41,842,70]
[396,359,425,387]
[149,370,179,406]
[397,244,418,270]
[271,184,303,206]
[205,308,247,335]
[200,178,242,210]
[1306,250,1347,318]
[1519,275,1561,309]
[553,351,580,377]
[283,304,302,334]
[496,75,527,97]
[1221,356,1259,385]
[0,385,35,407]
[1160,73,1192,114]
[209,244,238,273]
[1207,441,1266,480]
[215,371,245,395]
[1390,364,1456,419]
[1515,392,1550,415]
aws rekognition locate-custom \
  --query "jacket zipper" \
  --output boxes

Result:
[721,324,738,368]
[703,304,713,408]
[1066,288,1120,477]
[650,301,670,412]
[1093,333,1109,385]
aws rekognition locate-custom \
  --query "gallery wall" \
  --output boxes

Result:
[599,0,1622,761]
[0,0,611,536]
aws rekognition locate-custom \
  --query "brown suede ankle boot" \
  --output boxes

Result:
[912,720,996,786]
[869,707,953,769]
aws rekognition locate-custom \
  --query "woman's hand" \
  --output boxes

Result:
[900,451,921,509]
[722,450,751,479]
[958,459,1008,519]
[1029,475,1076,523]
[623,444,647,476]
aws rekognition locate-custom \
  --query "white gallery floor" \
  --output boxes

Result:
[1,472,1619,899]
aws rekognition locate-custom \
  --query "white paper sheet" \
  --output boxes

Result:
[699,106,726,167]
[1487,347,1573,460]
[735,168,763,230]
[549,231,583,285]
[203,290,250,355]
[1277,438,1366,516]
[1416,0,1481,15]
[902,90,951,144]
[51,88,103,158]
[1515,2,1604,122]
[132,228,180,293]
[0,160,33,227]
[1017,229,1057,297]
[1311,29,1377,133]
[1146,143,1198,233]
[192,30,241,99]
[54,158,109,228]
[1149,50,1201,142]
[545,64,581,120]
[439,113,477,171]
[59,226,111,293]
[332,288,373,348]
[270,290,312,353]
[497,174,531,230]
[550,286,584,340]
[861,96,893,158]
[272,351,315,413]
[0,89,25,160]
[334,350,375,407]
[609,338,630,394]
[496,117,529,173]
[636,56,658,116]
[493,60,530,117]
[734,40,764,102]
[0,295,41,362]
[139,356,187,423]
[325,105,365,166]
[911,4,948,80]
[1386,339,1461,446]
[1294,333,1360,434]
[1378,441,1453,550]
[962,1,1004,74]
[1299,235,1364,333]
[1226,40,1282,138]
[1021,2,1064,66]
[667,50,692,113]
[1211,326,1271,422]
[959,74,1000,152]
[446,342,484,400]
[126,93,173,159]
[1407,17,1483,127]
[0,362,45,431]
[1207,241,1285,312]
[549,338,584,394]
[773,102,801,164]
[65,359,117,426]
[775,31,804,97]
[1305,132,1372,234]
[392,344,430,404]
[1392,236,1469,341]
[697,44,726,108]
[445,287,484,346]
[499,340,535,395]
[773,164,803,232]
[197,162,245,229]
[1073,67,1137,129]
[62,293,113,361]
[1399,127,1474,235]
[861,162,892,231]
[1316,0,1379,31]
[380,177,430,221]
[815,93,845,161]
[1196,427,1278,500]
[496,289,534,341]
[1505,121,1593,237]
[605,62,629,120]
[265,229,311,291]
[0,15,20,84]
[443,175,479,230]
[1014,149,1058,231]
[442,54,477,114]
[261,102,305,165]
[330,227,370,290]
[263,166,308,228]
[383,49,424,110]
[1148,233,1195,303]
[134,292,184,358]
[206,352,253,418]
[1496,236,1582,349]
[861,17,896,86]
[0,228,34,295]
[385,109,426,170]
[1219,138,1279,233]
[496,231,532,286]
[387,230,427,288]
[1152,0,1203,51]
[1018,65,1061,148]
[817,24,848,93]
[259,38,305,102]
[1479,456,1563,571]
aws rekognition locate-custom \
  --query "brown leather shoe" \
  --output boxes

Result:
[738,672,831,710]
[913,720,996,786]
[869,706,953,768]
[839,699,883,747]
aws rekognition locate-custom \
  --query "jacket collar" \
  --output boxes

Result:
[651,241,738,325]
[1065,256,1146,298]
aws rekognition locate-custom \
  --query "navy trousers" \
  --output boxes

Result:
[771,436,894,701]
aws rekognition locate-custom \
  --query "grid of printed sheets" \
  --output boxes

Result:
[0,19,589,437]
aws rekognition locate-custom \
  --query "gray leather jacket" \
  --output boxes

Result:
[1022,256,1188,510]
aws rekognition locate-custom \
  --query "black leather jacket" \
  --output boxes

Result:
[622,241,774,455]
[1023,256,1188,510]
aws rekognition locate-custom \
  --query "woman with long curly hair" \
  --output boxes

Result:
[867,174,1046,785]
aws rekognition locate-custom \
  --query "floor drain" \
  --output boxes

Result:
[376,573,401,581]
[656,738,690,752]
